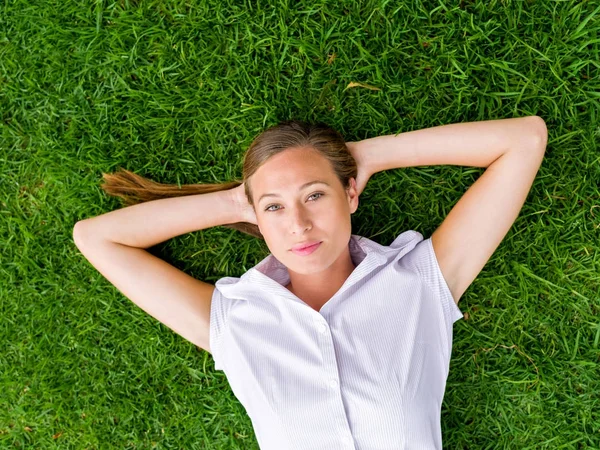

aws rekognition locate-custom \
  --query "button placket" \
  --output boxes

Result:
[315,318,329,334]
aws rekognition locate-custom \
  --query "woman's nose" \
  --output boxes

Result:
[290,206,312,233]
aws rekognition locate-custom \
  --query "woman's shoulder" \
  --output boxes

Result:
[389,229,425,249]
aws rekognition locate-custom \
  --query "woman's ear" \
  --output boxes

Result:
[346,177,359,214]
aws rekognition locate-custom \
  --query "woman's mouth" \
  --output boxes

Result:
[291,241,322,256]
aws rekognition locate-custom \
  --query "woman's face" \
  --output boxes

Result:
[250,146,359,275]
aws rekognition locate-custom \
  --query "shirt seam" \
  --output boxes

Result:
[424,238,463,323]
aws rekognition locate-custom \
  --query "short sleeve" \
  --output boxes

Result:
[397,235,464,326]
[209,284,232,372]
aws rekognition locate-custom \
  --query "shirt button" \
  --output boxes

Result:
[318,323,328,334]
[343,436,353,444]
[329,379,338,389]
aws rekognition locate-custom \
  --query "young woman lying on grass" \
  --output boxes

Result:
[73,116,547,449]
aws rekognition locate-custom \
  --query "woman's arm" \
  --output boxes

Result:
[75,183,253,248]
[72,184,255,353]
[349,115,546,176]
[348,116,548,305]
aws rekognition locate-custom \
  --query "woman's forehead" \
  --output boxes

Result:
[252,148,335,190]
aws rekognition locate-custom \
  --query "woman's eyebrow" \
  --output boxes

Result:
[258,180,330,203]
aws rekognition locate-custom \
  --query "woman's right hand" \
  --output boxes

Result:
[230,183,258,226]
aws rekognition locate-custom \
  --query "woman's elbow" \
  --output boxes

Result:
[528,116,548,151]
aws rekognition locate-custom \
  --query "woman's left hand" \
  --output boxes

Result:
[346,141,373,197]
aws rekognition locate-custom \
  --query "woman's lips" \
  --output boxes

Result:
[291,241,322,256]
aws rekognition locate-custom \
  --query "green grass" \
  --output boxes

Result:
[1,0,599,448]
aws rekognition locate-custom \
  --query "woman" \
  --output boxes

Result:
[73,116,547,449]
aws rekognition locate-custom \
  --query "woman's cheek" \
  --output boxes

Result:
[263,214,285,234]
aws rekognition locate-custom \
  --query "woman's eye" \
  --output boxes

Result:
[264,192,324,212]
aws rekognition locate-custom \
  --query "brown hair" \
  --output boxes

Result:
[100,119,357,240]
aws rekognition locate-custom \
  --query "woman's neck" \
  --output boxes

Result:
[285,247,356,312]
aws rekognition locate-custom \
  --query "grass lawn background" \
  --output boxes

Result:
[1,0,599,448]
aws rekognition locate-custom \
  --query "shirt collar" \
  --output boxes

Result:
[252,234,385,283]
[216,235,384,301]
[215,231,422,306]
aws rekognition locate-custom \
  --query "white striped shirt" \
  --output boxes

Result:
[210,230,464,450]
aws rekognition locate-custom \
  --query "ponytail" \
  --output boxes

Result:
[100,168,263,239]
